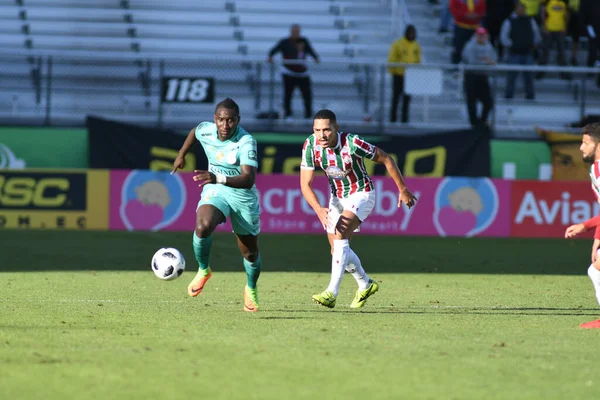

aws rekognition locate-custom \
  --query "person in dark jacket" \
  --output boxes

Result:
[484,0,515,59]
[500,1,542,99]
[268,24,320,119]
[581,0,600,68]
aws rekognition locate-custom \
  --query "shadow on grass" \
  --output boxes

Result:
[270,307,600,317]
[257,316,315,320]
[0,230,593,275]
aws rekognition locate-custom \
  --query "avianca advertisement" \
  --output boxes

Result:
[510,181,598,238]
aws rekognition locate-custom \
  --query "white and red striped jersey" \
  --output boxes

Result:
[301,132,376,198]
[590,160,600,202]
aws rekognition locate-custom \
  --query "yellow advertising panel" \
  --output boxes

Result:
[0,169,109,230]
[537,128,587,181]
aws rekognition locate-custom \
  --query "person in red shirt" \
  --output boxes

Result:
[450,0,487,63]
[564,122,600,328]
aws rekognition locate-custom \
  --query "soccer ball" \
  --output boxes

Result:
[151,248,186,281]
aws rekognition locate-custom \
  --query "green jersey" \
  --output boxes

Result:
[300,132,376,198]
[195,122,259,202]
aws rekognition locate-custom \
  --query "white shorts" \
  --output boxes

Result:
[327,191,376,234]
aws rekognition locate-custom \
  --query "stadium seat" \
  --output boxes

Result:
[232,0,332,14]
[133,24,237,41]
[242,26,342,43]
[138,38,242,55]
[29,21,128,37]
[24,7,125,23]
[0,18,22,34]
[126,10,231,26]
[29,35,132,52]
[127,0,230,12]
[0,5,18,18]
[18,0,120,8]
[0,33,25,49]
[235,13,338,29]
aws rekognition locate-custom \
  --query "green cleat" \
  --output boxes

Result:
[312,290,336,308]
[350,280,379,309]
[244,285,259,312]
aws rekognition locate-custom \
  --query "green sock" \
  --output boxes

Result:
[192,232,212,276]
[243,254,262,289]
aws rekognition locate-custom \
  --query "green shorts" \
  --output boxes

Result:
[197,184,260,236]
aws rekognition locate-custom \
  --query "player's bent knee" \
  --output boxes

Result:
[334,226,352,239]
[242,250,259,262]
[591,261,600,273]
[195,220,214,238]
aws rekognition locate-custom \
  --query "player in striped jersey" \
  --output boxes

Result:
[300,109,417,309]
[564,122,600,328]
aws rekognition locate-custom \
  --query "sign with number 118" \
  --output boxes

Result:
[161,77,215,103]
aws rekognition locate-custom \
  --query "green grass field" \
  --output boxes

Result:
[2,230,600,400]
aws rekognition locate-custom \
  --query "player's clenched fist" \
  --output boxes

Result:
[192,170,215,187]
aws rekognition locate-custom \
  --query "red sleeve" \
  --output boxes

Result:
[475,0,486,16]
[450,0,465,18]
[583,214,600,230]
[594,224,600,240]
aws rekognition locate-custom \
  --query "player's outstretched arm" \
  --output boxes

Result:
[372,147,417,209]
[171,127,197,174]
[565,215,600,238]
[300,168,328,230]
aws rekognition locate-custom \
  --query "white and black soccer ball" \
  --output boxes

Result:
[151,248,186,281]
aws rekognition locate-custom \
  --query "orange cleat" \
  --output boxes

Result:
[243,285,259,312]
[187,268,212,297]
[580,319,600,329]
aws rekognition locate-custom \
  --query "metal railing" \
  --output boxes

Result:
[0,50,599,136]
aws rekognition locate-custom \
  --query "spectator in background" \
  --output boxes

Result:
[484,0,515,60]
[387,25,421,124]
[267,24,319,120]
[539,0,568,79]
[439,0,454,34]
[581,0,600,69]
[520,0,543,25]
[501,1,542,100]
[450,0,487,64]
[567,0,582,65]
[520,0,542,60]
[461,27,497,127]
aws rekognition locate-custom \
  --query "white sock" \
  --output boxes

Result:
[327,239,350,297]
[588,265,600,306]
[345,248,370,290]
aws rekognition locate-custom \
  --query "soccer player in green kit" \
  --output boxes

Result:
[172,98,261,312]
[300,109,417,309]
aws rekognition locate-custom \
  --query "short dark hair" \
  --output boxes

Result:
[215,98,240,116]
[583,122,600,142]
[313,109,337,124]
